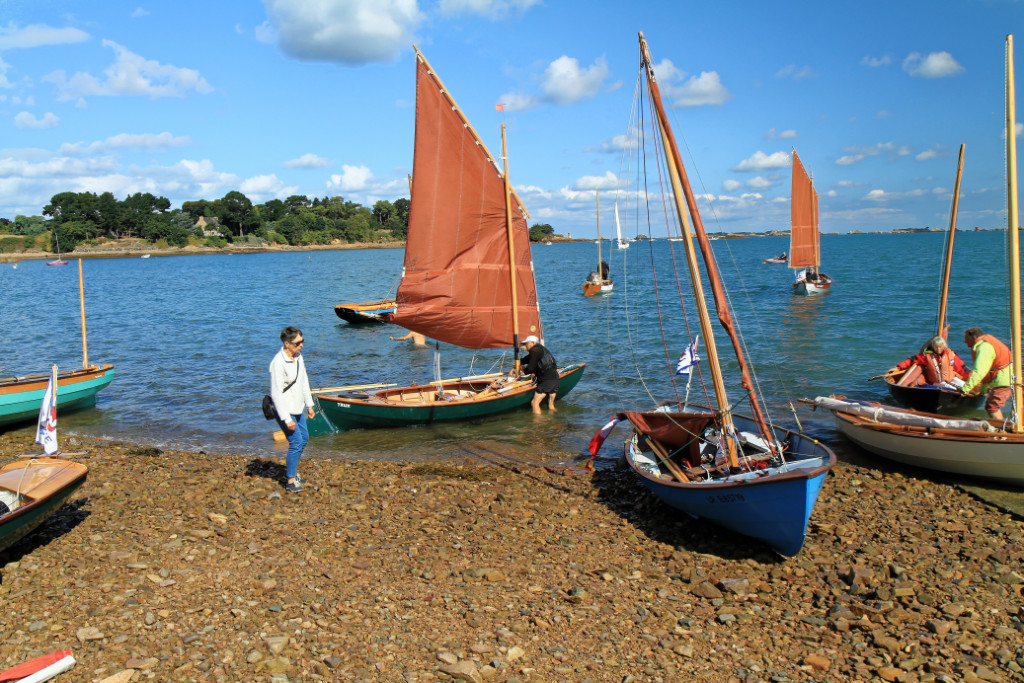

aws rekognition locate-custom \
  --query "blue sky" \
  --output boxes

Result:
[0,0,1021,237]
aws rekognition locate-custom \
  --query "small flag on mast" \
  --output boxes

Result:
[494,103,505,111]
[675,337,700,375]
[35,365,59,455]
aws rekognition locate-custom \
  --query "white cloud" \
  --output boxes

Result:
[765,128,797,140]
[746,176,774,191]
[572,171,617,191]
[541,56,609,105]
[60,132,190,155]
[915,145,944,161]
[861,55,892,68]
[586,133,636,154]
[43,39,213,101]
[500,55,612,112]
[254,21,275,44]
[437,0,541,18]
[0,23,89,50]
[131,8,150,18]
[733,150,789,172]
[835,142,912,166]
[240,173,299,200]
[722,179,740,192]
[327,164,374,191]
[264,0,421,65]
[497,92,538,112]
[875,110,890,119]
[0,56,12,89]
[284,153,330,169]
[655,58,731,107]
[865,189,890,201]
[775,64,813,80]
[14,111,59,129]
[903,51,964,78]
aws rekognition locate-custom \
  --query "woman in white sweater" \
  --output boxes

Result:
[269,326,315,492]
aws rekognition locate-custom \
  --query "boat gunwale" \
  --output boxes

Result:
[0,459,88,523]
[0,364,114,390]
[832,409,1024,443]
[318,363,585,408]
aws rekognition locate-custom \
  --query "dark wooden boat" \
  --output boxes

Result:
[884,370,984,415]
[333,298,397,324]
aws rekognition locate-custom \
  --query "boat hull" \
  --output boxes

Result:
[0,458,88,554]
[884,377,985,415]
[0,366,115,429]
[831,410,1024,486]
[316,363,585,431]
[793,274,833,295]
[582,281,613,296]
[333,299,397,324]
[624,410,835,556]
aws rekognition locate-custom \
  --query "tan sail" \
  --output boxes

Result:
[788,150,818,269]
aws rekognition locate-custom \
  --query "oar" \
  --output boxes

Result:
[312,382,398,394]
[868,370,900,381]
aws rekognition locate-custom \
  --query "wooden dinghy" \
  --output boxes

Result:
[0,458,88,554]
[315,364,585,431]
[333,298,397,324]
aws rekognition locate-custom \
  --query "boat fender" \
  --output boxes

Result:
[0,489,19,514]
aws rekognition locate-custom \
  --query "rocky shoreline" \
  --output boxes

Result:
[0,432,1022,683]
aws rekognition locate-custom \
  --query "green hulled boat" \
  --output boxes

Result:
[0,457,88,554]
[0,366,115,429]
[305,47,584,434]
[315,364,585,432]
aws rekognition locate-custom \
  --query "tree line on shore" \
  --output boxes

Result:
[0,190,561,255]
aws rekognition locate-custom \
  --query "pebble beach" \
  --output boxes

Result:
[1,432,1022,683]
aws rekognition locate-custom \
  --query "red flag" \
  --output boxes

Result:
[0,650,73,681]
[494,103,504,111]
[587,417,621,455]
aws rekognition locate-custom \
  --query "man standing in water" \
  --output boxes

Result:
[269,326,315,492]
[961,327,1012,420]
[521,335,559,414]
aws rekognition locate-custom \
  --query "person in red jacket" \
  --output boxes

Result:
[887,335,969,388]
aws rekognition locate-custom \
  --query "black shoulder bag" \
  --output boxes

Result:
[262,358,301,420]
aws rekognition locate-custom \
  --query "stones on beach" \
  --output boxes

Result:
[0,434,1022,681]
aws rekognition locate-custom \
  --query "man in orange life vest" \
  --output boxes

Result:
[961,327,1013,420]
[887,335,968,389]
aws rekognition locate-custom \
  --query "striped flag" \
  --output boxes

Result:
[35,365,59,455]
[675,336,700,375]
[588,417,622,455]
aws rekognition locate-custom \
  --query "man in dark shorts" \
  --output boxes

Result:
[521,335,559,414]
[961,327,1013,420]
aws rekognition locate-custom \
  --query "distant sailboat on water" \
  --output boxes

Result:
[46,230,69,267]
[790,149,831,294]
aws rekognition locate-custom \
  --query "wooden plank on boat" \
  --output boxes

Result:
[643,435,690,482]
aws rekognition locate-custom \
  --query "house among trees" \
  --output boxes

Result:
[194,216,221,237]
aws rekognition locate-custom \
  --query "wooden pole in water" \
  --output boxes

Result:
[595,190,601,282]
[78,259,89,369]
[936,144,965,337]
[1006,35,1022,433]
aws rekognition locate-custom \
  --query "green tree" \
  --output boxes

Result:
[219,191,257,237]
[259,199,286,222]
[528,223,554,242]
[372,199,395,225]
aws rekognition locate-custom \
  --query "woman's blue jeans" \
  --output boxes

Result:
[277,412,308,480]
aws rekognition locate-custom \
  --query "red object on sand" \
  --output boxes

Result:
[0,650,72,681]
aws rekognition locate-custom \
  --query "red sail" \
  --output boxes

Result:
[390,57,541,349]
[789,150,819,269]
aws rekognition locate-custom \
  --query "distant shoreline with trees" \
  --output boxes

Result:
[0,189,1000,262]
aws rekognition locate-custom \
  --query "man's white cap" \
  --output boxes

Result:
[522,335,539,344]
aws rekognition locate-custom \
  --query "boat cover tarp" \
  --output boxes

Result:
[814,396,995,432]
[619,410,716,467]
[391,57,541,350]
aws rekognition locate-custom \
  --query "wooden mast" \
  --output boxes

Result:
[595,191,602,281]
[501,124,523,373]
[78,258,89,369]
[936,144,965,337]
[1006,35,1022,433]
[639,32,775,468]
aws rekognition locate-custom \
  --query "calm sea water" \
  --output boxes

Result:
[0,231,1018,471]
